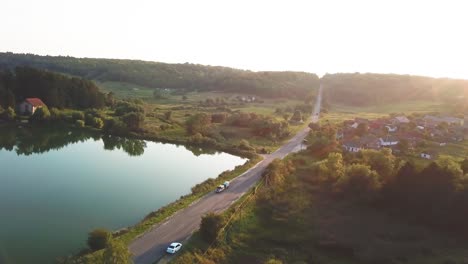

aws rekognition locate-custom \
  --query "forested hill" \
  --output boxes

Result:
[0,67,106,109]
[0,52,320,99]
[323,73,468,110]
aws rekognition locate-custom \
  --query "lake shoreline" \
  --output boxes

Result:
[64,153,262,264]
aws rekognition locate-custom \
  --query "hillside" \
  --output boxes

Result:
[0,67,106,109]
[0,52,320,99]
[322,73,468,112]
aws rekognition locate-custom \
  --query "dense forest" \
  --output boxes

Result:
[0,67,106,109]
[323,73,468,110]
[0,52,320,99]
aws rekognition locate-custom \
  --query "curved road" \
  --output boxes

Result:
[129,85,322,264]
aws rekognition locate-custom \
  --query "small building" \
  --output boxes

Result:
[18,98,46,115]
[379,136,399,146]
[421,151,437,160]
[385,125,398,133]
[343,141,362,152]
[393,116,410,124]
[424,115,463,126]
[360,135,381,150]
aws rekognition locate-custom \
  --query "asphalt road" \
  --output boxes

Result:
[129,85,322,264]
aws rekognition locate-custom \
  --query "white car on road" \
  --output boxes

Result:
[166,242,182,254]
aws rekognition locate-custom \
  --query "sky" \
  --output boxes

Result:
[2,0,468,78]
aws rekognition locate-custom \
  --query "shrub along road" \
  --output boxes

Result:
[129,85,322,264]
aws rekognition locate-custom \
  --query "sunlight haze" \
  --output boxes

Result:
[2,0,468,78]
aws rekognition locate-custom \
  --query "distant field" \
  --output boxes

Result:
[322,100,449,125]
[96,81,154,98]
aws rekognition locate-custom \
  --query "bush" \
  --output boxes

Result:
[121,111,145,131]
[103,239,132,264]
[92,117,104,129]
[200,213,225,243]
[30,106,51,122]
[75,119,85,128]
[238,139,254,151]
[49,107,64,121]
[334,164,381,202]
[72,111,85,121]
[87,228,111,251]
[3,106,15,121]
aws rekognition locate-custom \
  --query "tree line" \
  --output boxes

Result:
[0,52,320,99]
[0,66,107,109]
[322,73,468,111]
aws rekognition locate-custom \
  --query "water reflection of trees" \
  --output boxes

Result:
[0,125,147,156]
[0,125,224,157]
[102,135,146,156]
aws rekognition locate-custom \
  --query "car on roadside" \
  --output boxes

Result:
[166,242,182,254]
[215,181,230,193]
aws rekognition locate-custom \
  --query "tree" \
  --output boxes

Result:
[31,106,51,122]
[186,113,211,135]
[265,259,283,264]
[87,228,111,251]
[290,110,302,122]
[3,106,15,121]
[164,111,172,121]
[334,164,381,201]
[75,119,85,128]
[361,149,396,181]
[355,122,369,136]
[397,138,410,154]
[72,111,85,121]
[49,107,63,121]
[461,158,468,174]
[93,117,104,129]
[238,139,254,151]
[122,112,145,131]
[200,213,225,243]
[211,113,227,123]
[103,239,133,264]
[318,152,345,183]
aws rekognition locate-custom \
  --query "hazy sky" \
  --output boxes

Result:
[2,0,468,78]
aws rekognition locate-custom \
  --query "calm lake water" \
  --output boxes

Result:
[0,126,246,264]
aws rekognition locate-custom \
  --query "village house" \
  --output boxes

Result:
[385,125,398,133]
[420,150,437,160]
[343,141,362,152]
[379,136,399,146]
[393,116,410,124]
[424,115,464,126]
[18,98,46,115]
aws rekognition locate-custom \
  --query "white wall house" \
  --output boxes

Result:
[379,137,399,146]
[421,153,433,159]
[18,98,46,115]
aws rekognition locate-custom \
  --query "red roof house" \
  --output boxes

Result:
[18,98,46,115]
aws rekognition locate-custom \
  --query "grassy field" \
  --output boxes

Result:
[322,100,450,125]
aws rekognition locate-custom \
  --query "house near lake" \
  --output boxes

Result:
[18,98,46,115]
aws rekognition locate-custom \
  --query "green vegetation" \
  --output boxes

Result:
[72,155,262,263]
[174,149,468,264]
[0,52,320,99]
[323,73,467,113]
[200,213,225,244]
[102,240,132,264]
[0,67,107,109]
[87,229,112,252]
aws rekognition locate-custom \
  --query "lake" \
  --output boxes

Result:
[0,126,246,264]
